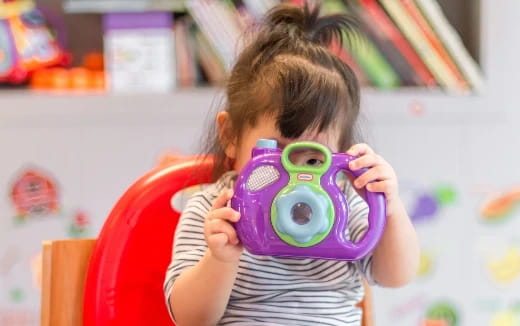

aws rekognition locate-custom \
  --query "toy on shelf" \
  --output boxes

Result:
[0,0,69,84]
[231,139,387,261]
[29,52,105,92]
[103,12,175,93]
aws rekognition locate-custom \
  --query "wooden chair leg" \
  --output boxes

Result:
[41,239,96,326]
[358,280,374,326]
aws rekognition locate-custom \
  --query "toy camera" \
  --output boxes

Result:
[231,139,386,261]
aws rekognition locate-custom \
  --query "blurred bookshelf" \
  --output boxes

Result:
[0,0,483,96]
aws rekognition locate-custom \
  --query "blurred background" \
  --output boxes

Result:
[0,0,518,325]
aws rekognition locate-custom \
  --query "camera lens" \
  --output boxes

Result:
[291,202,312,225]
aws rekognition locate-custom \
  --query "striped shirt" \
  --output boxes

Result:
[164,171,376,325]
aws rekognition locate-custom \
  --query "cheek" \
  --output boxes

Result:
[234,151,250,172]
[233,141,256,172]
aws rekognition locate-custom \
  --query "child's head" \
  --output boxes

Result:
[206,2,361,179]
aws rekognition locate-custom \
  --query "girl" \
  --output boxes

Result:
[164,3,419,325]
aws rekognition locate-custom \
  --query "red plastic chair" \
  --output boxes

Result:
[83,156,213,326]
[41,157,372,326]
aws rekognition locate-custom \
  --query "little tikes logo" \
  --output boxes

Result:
[297,173,313,182]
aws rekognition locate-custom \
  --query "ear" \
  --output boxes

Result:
[216,111,237,159]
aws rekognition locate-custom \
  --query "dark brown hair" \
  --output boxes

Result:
[203,2,362,180]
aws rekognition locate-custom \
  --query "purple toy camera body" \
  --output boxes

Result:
[231,139,386,261]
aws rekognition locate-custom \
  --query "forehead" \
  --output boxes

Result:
[249,115,340,151]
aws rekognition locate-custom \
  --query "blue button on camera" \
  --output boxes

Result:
[256,139,277,149]
[275,184,330,244]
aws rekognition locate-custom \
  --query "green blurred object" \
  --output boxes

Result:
[512,301,520,313]
[434,185,457,206]
[68,224,89,239]
[9,288,25,303]
[426,301,459,326]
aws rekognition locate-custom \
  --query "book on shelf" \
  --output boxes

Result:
[323,0,401,89]
[400,0,468,89]
[346,0,423,87]
[290,0,371,86]
[194,29,227,84]
[174,17,199,88]
[330,39,372,87]
[354,0,437,87]
[378,0,469,93]
[185,0,243,71]
[414,0,484,92]
[242,0,280,19]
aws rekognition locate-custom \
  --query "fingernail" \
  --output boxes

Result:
[349,161,355,169]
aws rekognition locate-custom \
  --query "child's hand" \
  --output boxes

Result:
[204,190,243,263]
[347,143,401,216]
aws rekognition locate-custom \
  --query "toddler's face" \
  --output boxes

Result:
[231,115,340,172]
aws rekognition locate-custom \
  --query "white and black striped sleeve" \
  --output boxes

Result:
[163,190,214,320]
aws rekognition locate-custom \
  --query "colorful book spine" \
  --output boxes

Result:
[194,29,227,84]
[174,18,197,88]
[289,0,371,86]
[348,0,422,86]
[185,0,243,71]
[357,0,436,87]
[330,39,371,86]
[243,0,279,19]
[324,0,400,89]
[414,0,484,92]
[400,0,468,89]
[379,0,466,93]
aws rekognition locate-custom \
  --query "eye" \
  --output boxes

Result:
[306,158,323,167]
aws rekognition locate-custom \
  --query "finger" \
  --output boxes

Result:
[211,190,234,210]
[353,166,393,189]
[206,219,240,245]
[346,143,375,156]
[349,154,384,171]
[207,207,241,222]
[206,233,229,249]
[366,180,395,193]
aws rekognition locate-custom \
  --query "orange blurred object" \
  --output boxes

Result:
[480,187,520,219]
[69,68,92,89]
[30,69,52,89]
[91,71,106,90]
[30,68,106,91]
[30,52,107,92]
[421,320,449,326]
[49,68,70,90]
[82,52,105,71]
